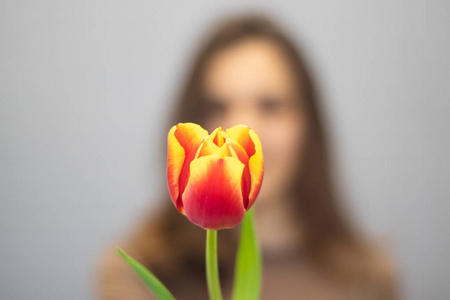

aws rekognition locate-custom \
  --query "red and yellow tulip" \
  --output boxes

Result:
[167,123,264,230]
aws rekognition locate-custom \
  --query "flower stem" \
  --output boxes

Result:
[206,230,223,300]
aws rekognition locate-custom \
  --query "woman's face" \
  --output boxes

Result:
[202,38,308,205]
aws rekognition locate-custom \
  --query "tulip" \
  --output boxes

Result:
[167,123,264,230]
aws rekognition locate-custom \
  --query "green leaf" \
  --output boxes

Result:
[231,209,262,300]
[117,247,176,300]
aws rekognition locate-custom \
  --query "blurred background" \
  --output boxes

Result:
[1,0,449,299]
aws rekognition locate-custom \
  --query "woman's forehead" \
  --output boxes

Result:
[202,38,298,99]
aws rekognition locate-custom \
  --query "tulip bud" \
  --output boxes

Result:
[167,123,264,230]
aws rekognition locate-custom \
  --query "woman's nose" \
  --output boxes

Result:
[224,106,260,132]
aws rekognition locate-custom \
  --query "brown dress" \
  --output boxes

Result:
[96,235,398,300]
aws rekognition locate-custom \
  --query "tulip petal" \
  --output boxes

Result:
[167,126,184,207]
[167,123,208,210]
[174,123,209,155]
[196,138,220,158]
[225,126,263,208]
[182,155,246,230]
[177,137,220,202]
[225,138,249,165]
[176,140,205,212]
[195,138,252,208]
[193,138,251,208]
[225,139,252,208]
[247,130,264,208]
[209,127,228,147]
[196,138,236,158]
[225,125,256,158]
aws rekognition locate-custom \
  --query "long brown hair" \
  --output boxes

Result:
[129,14,393,298]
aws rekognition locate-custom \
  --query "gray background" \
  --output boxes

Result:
[1,1,449,299]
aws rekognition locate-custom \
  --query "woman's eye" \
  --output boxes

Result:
[203,99,227,117]
[258,96,285,116]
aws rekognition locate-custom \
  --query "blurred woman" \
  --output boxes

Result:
[97,15,397,300]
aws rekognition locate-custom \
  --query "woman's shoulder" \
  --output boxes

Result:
[95,239,155,300]
[322,238,400,299]
[365,244,400,298]
[94,206,168,300]
[346,241,400,299]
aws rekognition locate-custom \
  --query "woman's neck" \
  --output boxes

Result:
[253,195,302,259]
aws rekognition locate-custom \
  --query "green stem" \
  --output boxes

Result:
[206,230,223,300]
